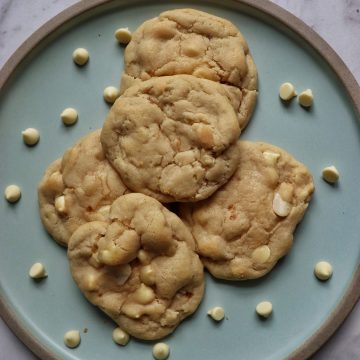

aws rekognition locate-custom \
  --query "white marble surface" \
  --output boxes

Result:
[0,0,360,359]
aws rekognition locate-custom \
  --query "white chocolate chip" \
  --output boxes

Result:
[256,301,273,318]
[137,250,152,265]
[153,343,170,360]
[61,108,78,126]
[83,273,98,291]
[64,330,81,348]
[54,195,67,214]
[252,245,271,264]
[314,261,333,281]
[132,284,155,304]
[103,86,120,104]
[22,128,40,146]
[29,263,47,279]
[121,304,141,319]
[279,82,296,101]
[140,265,156,285]
[207,306,225,321]
[272,192,291,217]
[112,327,130,346]
[4,185,21,203]
[322,166,339,184]
[298,89,313,107]
[72,48,89,66]
[114,28,132,44]
[97,205,111,217]
[263,151,280,165]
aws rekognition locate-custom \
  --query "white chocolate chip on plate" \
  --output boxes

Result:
[114,27,132,44]
[4,185,21,203]
[112,327,130,345]
[256,301,273,318]
[61,108,78,126]
[272,192,292,217]
[103,86,120,104]
[29,263,47,279]
[322,166,339,184]
[72,48,89,66]
[279,82,296,101]
[22,128,40,146]
[298,89,313,107]
[263,151,280,165]
[207,306,225,321]
[64,330,81,348]
[314,261,333,281]
[153,343,170,360]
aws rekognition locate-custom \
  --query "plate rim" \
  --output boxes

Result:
[0,0,359,359]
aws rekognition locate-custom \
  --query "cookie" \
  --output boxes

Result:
[124,8,257,90]
[101,75,241,203]
[119,73,257,130]
[179,141,314,280]
[67,193,204,340]
[38,130,128,246]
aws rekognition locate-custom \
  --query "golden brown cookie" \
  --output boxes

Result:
[101,75,241,203]
[38,130,128,246]
[180,141,314,280]
[67,193,204,340]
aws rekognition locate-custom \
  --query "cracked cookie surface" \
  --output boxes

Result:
[101,75,241,203]
[180,141,314,280]
[121,8,258,130]
[38,130,129,246]
[67,193,204,340]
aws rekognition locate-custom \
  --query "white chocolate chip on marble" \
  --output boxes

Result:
[298,89,313,107]
[112,327,130,346]
[54,195,67,214]
[61,108,78,126]
[22,128,40,146]
[132,284,155,304]
[314,261,333,281]
[322,166,339,184]
[272,192,292,217]
[256,301,273,318]
[72,48,89,66]
[207,306,225,321]
[4,185,21,203]
[252,245,271,264]
[103,86,120,104]
[29,263,47,279]
[153,343,170,360]
[263,151,280,165]
[64,330,81,348]
[114,28,132,44]
[279,82,296,101]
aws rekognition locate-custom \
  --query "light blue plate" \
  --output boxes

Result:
[1,1,359,359]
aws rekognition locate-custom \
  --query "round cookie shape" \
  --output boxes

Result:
[179,141,315,280]
[38,130,129,246]
[101,75,241,203]
[67,193,205,340]
[124,8,257,90]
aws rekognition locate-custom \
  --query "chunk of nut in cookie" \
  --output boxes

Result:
[272,192,291,217]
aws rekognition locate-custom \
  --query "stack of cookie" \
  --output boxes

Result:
[38,9,314,341]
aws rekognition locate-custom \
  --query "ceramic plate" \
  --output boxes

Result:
[1,1,359,359]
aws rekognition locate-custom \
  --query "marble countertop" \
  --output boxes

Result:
[0,0,359,359]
